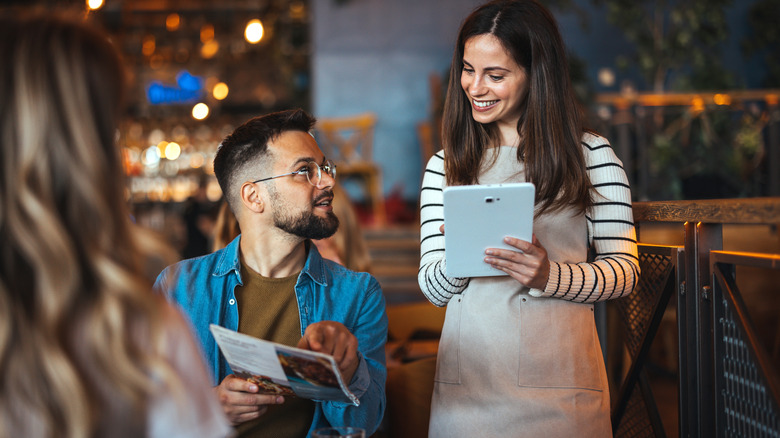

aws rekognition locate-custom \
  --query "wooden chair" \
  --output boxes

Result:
[314,113,386,226]
[384,302,446,438]
[416,121,437,167]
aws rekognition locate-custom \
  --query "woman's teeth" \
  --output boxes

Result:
[474,99,497,108]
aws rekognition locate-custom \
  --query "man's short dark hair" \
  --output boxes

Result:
[213,108,316,211]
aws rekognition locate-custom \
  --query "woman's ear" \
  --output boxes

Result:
[240,182,265,214]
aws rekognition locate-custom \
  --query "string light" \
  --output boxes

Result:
[245,19,264,44]
[86,0,104,11]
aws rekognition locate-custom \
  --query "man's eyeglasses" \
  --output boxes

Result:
[251,160,337,187]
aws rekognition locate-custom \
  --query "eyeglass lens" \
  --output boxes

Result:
[304,161,336,186]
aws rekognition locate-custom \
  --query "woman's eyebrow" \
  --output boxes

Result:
[462,59,511,73]
[484,66,511,73]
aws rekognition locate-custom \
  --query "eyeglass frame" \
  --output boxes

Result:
[250,159,337,187]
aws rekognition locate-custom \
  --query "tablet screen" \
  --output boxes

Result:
[443,183,535,277]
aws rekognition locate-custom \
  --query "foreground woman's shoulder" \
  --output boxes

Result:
[581,131,621,165]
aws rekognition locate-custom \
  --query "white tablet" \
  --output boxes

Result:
[443,183,535,277]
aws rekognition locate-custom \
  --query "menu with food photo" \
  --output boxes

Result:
[209,324,359,406]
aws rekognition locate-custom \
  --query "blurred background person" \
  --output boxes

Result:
[213,200,242,253]
[182,174,219,259]
[313,183,373,273]
[0,9,231,438]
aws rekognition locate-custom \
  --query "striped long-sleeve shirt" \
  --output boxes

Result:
[418,132,639,306]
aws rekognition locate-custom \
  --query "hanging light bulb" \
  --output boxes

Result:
[244,19,264,44]
[86,0,104,11]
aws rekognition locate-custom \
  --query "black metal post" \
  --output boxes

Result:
[681,222,722,437]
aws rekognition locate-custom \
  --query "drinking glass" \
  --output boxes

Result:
[312,426,365,438]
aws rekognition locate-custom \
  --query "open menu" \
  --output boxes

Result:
[209,324,359,406]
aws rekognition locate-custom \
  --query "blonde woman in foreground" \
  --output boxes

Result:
[0,9,232,438]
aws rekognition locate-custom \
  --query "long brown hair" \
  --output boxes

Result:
[443,0,592,215]
[0,9,182,437]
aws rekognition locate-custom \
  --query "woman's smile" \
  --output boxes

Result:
[461,33,528,144]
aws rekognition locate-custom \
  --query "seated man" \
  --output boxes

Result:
[154,109,387,437]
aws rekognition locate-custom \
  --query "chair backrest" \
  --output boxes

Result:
[314,113,377,165]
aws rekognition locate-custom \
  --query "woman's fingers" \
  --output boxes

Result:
[485,235,550,289]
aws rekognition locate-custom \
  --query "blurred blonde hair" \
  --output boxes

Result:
[212,200,241,251]
[0,9,183,437]
[328,184,371,273]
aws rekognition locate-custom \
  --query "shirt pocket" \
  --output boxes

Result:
[517,300,605,391]
[434,297,462,384]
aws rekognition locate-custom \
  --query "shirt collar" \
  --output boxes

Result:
[213,234,328,287]
[213,234,242,277]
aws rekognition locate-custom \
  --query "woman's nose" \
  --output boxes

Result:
[469,76,486,96]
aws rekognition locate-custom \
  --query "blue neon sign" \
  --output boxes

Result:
[146,70,205,105]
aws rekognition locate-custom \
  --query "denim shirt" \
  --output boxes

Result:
[153,235,388,436]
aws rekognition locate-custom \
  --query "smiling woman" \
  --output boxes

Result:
[418,1,640,437]
[460,34,529,144]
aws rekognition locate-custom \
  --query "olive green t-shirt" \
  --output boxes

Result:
[233,260,315,438]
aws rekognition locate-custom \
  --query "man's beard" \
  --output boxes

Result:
[271,189,340,240]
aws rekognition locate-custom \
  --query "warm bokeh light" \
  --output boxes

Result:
[289,1,306,20]
[213,82,229,100]
[142,35,156,57]
[165,142,181,160]
[691,96,705,114]
[156,141,168,158]
[166,13,181,32]
[190,153,205,169]
[713,94,731,106]
[597,67,616,87]
[206,179,223,202]
[245,19,264,44]
[192,103,210,120]
[201,40,219,59]
[200,24,215,43]
[86,0,104,11]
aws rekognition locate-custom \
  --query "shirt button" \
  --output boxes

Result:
[229,299,236,305]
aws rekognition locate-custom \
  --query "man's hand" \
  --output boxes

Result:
[214,375,285,425]
[297,321,360,384]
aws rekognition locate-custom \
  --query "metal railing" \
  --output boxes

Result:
[611,198,780,437]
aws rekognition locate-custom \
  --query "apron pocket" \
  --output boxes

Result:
[517,299,604,391]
